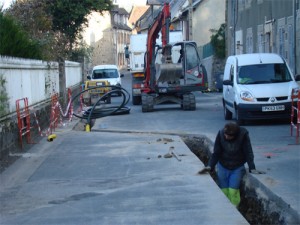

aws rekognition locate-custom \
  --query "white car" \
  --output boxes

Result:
[88,64,124,96]
[222,53,300,124]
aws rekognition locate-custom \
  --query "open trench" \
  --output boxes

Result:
[180,134,297,225]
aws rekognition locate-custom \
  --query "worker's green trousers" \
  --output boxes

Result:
[221,188,241,206]
[217,163,246,207]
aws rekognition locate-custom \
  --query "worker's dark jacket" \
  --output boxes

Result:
[208,127,256,172]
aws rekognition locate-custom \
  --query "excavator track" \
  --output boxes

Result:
[142,94,154,112]
[182,93,196,110]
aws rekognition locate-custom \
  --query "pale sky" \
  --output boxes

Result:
[1,0,147,11]
[0,0,14,10]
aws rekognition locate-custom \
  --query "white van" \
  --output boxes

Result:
[88,64,124,95]
[222,53,300,124]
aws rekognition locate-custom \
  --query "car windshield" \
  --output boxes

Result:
[92,69,118,79]
[237,63,292,84]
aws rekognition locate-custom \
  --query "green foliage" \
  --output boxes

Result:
[210,23,226,59]
[3,0,113,61]
[0,12,43,59]
[48,0,113,55]
[5,0,55,60]
[70,41,93,63]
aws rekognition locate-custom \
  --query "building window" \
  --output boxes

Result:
[279,27,285,58]
[246,28,253,53]
[265,32,270,53]
[257,24,264,53]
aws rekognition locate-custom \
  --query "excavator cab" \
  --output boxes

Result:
[154,41,207,91]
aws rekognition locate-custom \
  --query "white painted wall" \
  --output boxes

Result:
[65,61,82,88]
[0,56,82,113]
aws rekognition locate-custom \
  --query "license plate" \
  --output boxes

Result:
[262,105,285,112]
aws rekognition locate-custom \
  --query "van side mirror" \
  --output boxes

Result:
[120,74,124,78]
[87,75,91,80]
[223,80,233,86]
[295,74,300,81]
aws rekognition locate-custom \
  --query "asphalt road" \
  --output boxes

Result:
[99,70,297,142]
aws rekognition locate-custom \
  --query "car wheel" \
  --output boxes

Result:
[235,107,244,125]
[223,101,232,120]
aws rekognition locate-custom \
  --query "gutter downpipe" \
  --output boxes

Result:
[294,0,298,74]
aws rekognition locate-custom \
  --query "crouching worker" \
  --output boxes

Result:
[198,122,265,207]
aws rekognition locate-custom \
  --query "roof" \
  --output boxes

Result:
[169,0,187,21]
[146,0,171,5]
[128,5,150,25]
[111,6,132,31]
[137,0,188,32]
[112,6,130,15]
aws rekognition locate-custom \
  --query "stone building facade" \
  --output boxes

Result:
[81,7,131,71]
[226,0,300,75]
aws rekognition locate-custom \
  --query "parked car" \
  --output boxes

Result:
[87,64,124,96]
[222,53,300,124]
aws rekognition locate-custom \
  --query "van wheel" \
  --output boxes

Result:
[132,95,141,105]
[235,107,244,125]
[223,101,232,120]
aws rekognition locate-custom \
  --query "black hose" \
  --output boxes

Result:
[71,85,131,127]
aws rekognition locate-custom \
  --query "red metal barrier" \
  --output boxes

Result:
[16,98,34,149]
[17,90,74,147]
[35,89,73,136]
[67,88,73,121]
[50,93,61,133]
[290,88,300,144]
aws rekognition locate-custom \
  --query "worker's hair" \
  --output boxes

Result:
[224,122,240,136]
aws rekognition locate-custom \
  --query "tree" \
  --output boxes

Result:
[5,0,55,60]
[0,12,43,59]
[4,0,113,60]
[48,0,113,58]
[210,23,226,59]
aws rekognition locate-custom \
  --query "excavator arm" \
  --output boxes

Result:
[144,3,171,92]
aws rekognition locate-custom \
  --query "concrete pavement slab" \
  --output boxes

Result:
[0,129,248,225]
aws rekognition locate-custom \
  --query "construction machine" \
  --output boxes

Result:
[141,3,208,112]
[129,31,182,105]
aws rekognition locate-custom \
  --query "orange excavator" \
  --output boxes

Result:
[141,3,208,112]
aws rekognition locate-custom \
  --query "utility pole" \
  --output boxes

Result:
[188,0,193,40]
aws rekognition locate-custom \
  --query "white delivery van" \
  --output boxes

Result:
[222,53,300,124]
[87,64,124,96]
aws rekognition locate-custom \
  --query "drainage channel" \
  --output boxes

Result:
[180,134,298,225]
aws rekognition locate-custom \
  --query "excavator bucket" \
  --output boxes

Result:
[156,63,182,84]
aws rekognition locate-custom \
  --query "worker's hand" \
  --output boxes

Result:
[197,166,211,174]
[250,169,266,174]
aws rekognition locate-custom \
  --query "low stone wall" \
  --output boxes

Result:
[0,84,82,161]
